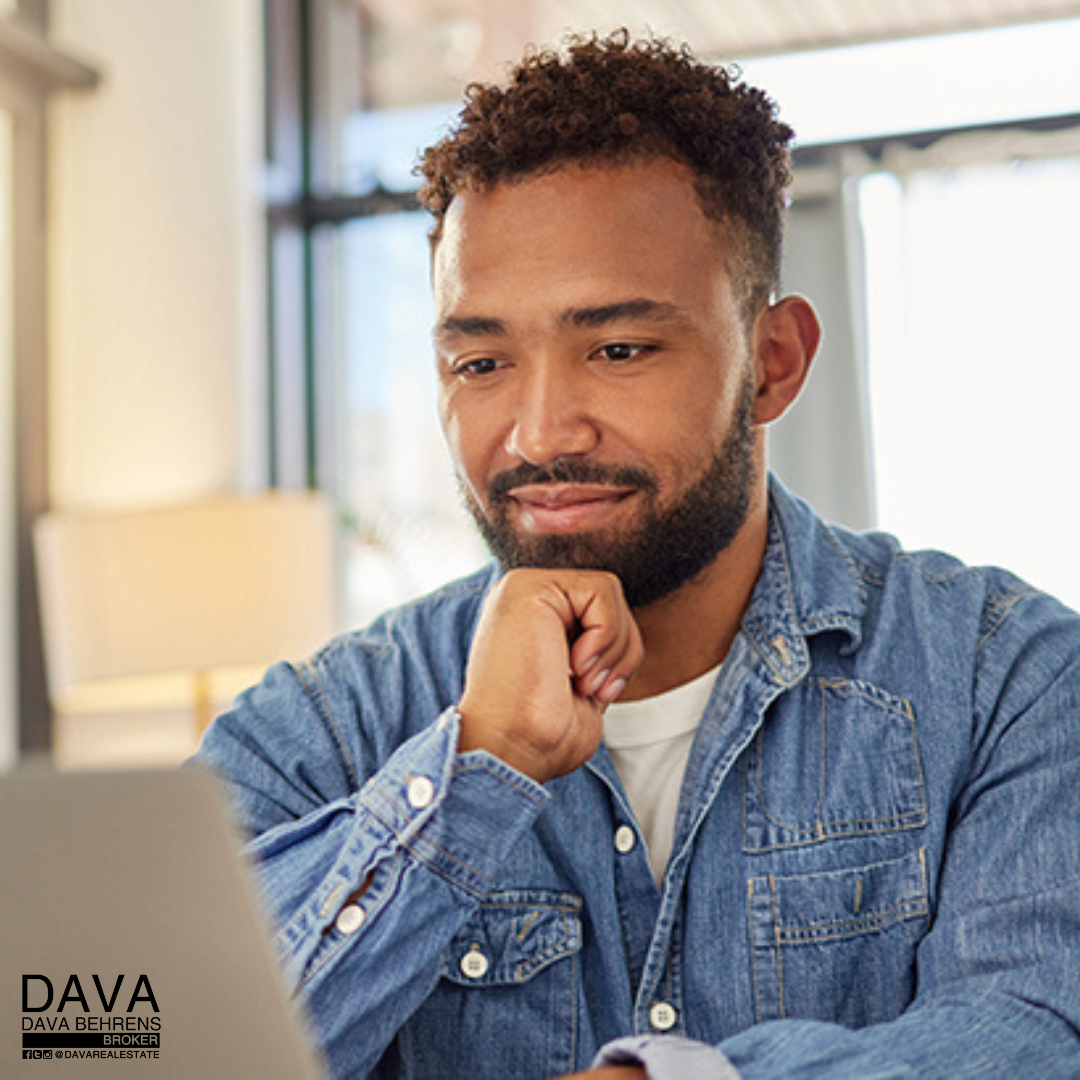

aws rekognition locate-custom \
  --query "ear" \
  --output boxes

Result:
[751,296,821,425]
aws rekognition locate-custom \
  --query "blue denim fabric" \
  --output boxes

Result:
[194,477,1080,1079]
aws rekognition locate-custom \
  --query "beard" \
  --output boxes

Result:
[461,373,758,609]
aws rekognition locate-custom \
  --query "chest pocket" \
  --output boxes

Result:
[748,848,930,1026]
[744,677,927,853]
[390,890,583,1080]
[742,678,930,1027]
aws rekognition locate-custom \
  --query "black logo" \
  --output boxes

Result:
[20,974,162,1057]
[22,974,158,1014]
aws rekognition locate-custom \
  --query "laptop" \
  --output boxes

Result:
[0,766,325,1079]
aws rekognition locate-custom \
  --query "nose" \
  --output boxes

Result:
[505,360,600,465]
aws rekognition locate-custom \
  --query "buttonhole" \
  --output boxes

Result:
[321,872,374,935]
[319,883,347,918]
[772,635,793,667]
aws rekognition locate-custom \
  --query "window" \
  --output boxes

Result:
[332,209,487,623]
[861,143,1080,609]
[271,4,1080,629]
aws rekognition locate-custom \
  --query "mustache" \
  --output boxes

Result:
[487,458,658,502]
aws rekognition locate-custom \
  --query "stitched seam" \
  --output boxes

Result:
[569,934,579,1070]
[749,679,927,842]
[298,860,403,985]
[894,553,978,586]
[293,661,360,790]
[754,799,926,837]
[816,677,912,712]
[454,757,548,807]
[815,682,827,834]
[747,879,764,1024]
[768,875,787,1021]
[904,699,928,825]
[398,834,494,898]
[362,791,495,895]
[823,523,873,597]
[514,910,579,980]
[746,817,926,853]
[977,588,1031,649]
[480,899,581,914]
[775,897,929,944]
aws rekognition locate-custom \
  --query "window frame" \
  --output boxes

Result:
[1,0,98,756]
[267,0,1080,617]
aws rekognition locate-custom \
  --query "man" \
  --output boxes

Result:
[195,31,1080,1079]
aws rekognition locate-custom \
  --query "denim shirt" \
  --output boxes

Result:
[195,478,1080,1078]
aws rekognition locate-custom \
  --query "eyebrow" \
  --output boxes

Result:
[560,298,692,330]
[434,315,508,341]
[435,298,691,343]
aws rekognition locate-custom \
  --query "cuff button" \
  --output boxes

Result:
[407,775,436,809]
[335,904,366,936]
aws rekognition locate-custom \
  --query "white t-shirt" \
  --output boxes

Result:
[603,664,721,886]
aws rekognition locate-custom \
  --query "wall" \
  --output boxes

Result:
[48,0,265,511]
[43,1,265,766]
[0,109,14,771]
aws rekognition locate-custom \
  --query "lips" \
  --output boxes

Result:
[507,482,636,533]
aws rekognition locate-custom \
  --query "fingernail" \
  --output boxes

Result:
[600,677,627,704]
[579,654,600,675]
[585,668,610,697]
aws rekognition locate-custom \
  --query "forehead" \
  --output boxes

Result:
[432,160,734,318]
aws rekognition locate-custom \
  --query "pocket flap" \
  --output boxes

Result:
[750,848,929,947]
[441,890,583,987]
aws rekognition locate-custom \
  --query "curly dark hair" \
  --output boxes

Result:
[418,29,794,317]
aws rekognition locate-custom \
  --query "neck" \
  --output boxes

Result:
[620,487,769,701]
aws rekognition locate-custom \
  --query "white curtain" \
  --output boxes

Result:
[773,126,1080,613]
[860,126,1080,609]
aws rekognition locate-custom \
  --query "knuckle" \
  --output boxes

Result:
[498,567,532,590]
[593,569,622,590]
[491,567,539,603]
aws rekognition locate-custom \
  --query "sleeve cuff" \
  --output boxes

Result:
[594,1035,741,1080]
[358,707,550,897]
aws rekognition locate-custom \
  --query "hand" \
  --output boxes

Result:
[458,568,644,784]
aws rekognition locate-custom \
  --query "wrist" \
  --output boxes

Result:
[456,700,551,784]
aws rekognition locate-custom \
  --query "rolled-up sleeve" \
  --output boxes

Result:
[195,658,549,1077]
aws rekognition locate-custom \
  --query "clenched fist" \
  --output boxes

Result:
[458,569,645,784]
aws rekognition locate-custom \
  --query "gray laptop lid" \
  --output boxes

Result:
[0,767,324,1079]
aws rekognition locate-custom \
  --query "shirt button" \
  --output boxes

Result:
[335,904,366,936]
[614,824,636,854]
[407,775,436,809]
[459,948,489,979]
[649,1001,678,1031]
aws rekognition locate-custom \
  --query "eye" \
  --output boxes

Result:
[451,357,502,379]
[595,343,654,364]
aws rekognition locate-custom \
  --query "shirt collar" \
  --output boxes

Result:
[740,475,868,686]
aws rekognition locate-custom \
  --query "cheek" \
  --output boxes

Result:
[439,394,497,500]
[639,389,743,491]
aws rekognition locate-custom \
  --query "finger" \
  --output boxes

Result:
[565,574,634,671]
[583,631,643,703]
[595,671,631,705]
[571,609,643,700]
[571,621,628,681]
